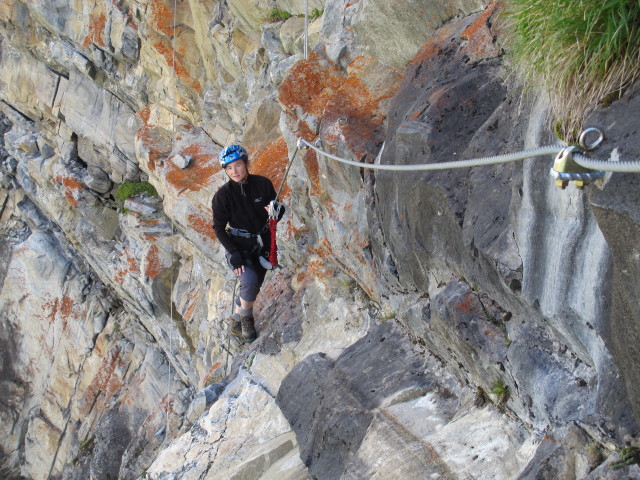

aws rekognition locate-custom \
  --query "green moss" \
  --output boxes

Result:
[501,0,640,141]
[311,8,324,19]
[266,9,293,22]
[114,181,158,214]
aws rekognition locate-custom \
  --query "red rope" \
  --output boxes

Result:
[268,218,278,267]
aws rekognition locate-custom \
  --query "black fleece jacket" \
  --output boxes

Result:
[211,174,283,254]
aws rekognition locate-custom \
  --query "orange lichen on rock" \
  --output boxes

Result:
[114,250,140,285]
[136,126,172,172]
[42,295,74,326]
[278,52,344,118]
[295,258,336,286]
[411,20,461,66]
[182,288,200,323]
[150,0,178,37]
[83,11,106,48]
[44,296,59,324]
[78,347,124,416]
[199,361,224,388]
[53,175,86,208]
[143,245,164,279]
[249,137,291,198]
[165,143,216,193]
[153,40,202,94]
[137,106,151,126]
[279,53,399,195]
[322,57,398,159]
[457,294,478,315]
[187,206,216,243]
[59,295,74,319]
[461,0,497,40]
[460,1,500,62]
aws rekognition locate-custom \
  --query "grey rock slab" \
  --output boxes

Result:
[276,321,443,479]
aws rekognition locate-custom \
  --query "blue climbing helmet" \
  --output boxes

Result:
[219,144,248,168]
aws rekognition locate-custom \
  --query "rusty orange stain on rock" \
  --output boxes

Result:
[457,294,477,314]
[143,244,164,279]
[135,126,172,172]
[461,0,497,40]
[53,175,85,207]
[165,143,215,193]
[137,106,151,126]
[150,0,178,37]
[115,250,140,285]
[460,1,500,62]
[188,205,216,243]
[182,288,200,323]
[411,20,460,65]
[83,11,106,48]
[249,137,291,199]
[153,40,202,94]
[78,347,123,416]
[200,361,224,388]
[278,52,343,118]
[279,53,399,196]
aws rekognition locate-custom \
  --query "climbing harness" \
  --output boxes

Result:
[228,227,261,238]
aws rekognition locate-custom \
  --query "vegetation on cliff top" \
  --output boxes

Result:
[500,0,640,141]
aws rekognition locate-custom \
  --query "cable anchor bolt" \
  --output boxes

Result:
[550,146,605,189]
[296,138,321,149]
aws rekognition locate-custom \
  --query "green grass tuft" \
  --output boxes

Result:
[311,8,324,20]
[266,9,293,22]
[490,378,510,405]
[610,446,640,470]
[499,0,640,141]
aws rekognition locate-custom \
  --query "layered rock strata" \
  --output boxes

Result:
[1,1,639,479]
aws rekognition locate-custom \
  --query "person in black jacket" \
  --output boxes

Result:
[212,144,284,342]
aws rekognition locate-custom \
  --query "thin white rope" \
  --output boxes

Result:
[304,0,308,59]
[300,139,563,171]
[165,0,178,438]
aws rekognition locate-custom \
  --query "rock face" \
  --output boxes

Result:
[1,0,640,479]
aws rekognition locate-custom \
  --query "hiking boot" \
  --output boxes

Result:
[240,315,257,343]
[228,316,242,339]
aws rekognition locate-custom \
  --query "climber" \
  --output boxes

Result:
[212,144,285,343]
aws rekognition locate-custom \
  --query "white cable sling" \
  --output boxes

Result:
[299,138,563,171]
[298,136,640,173]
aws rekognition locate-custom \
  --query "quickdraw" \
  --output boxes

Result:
[261,139,306,269]
[267,201,284,267]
